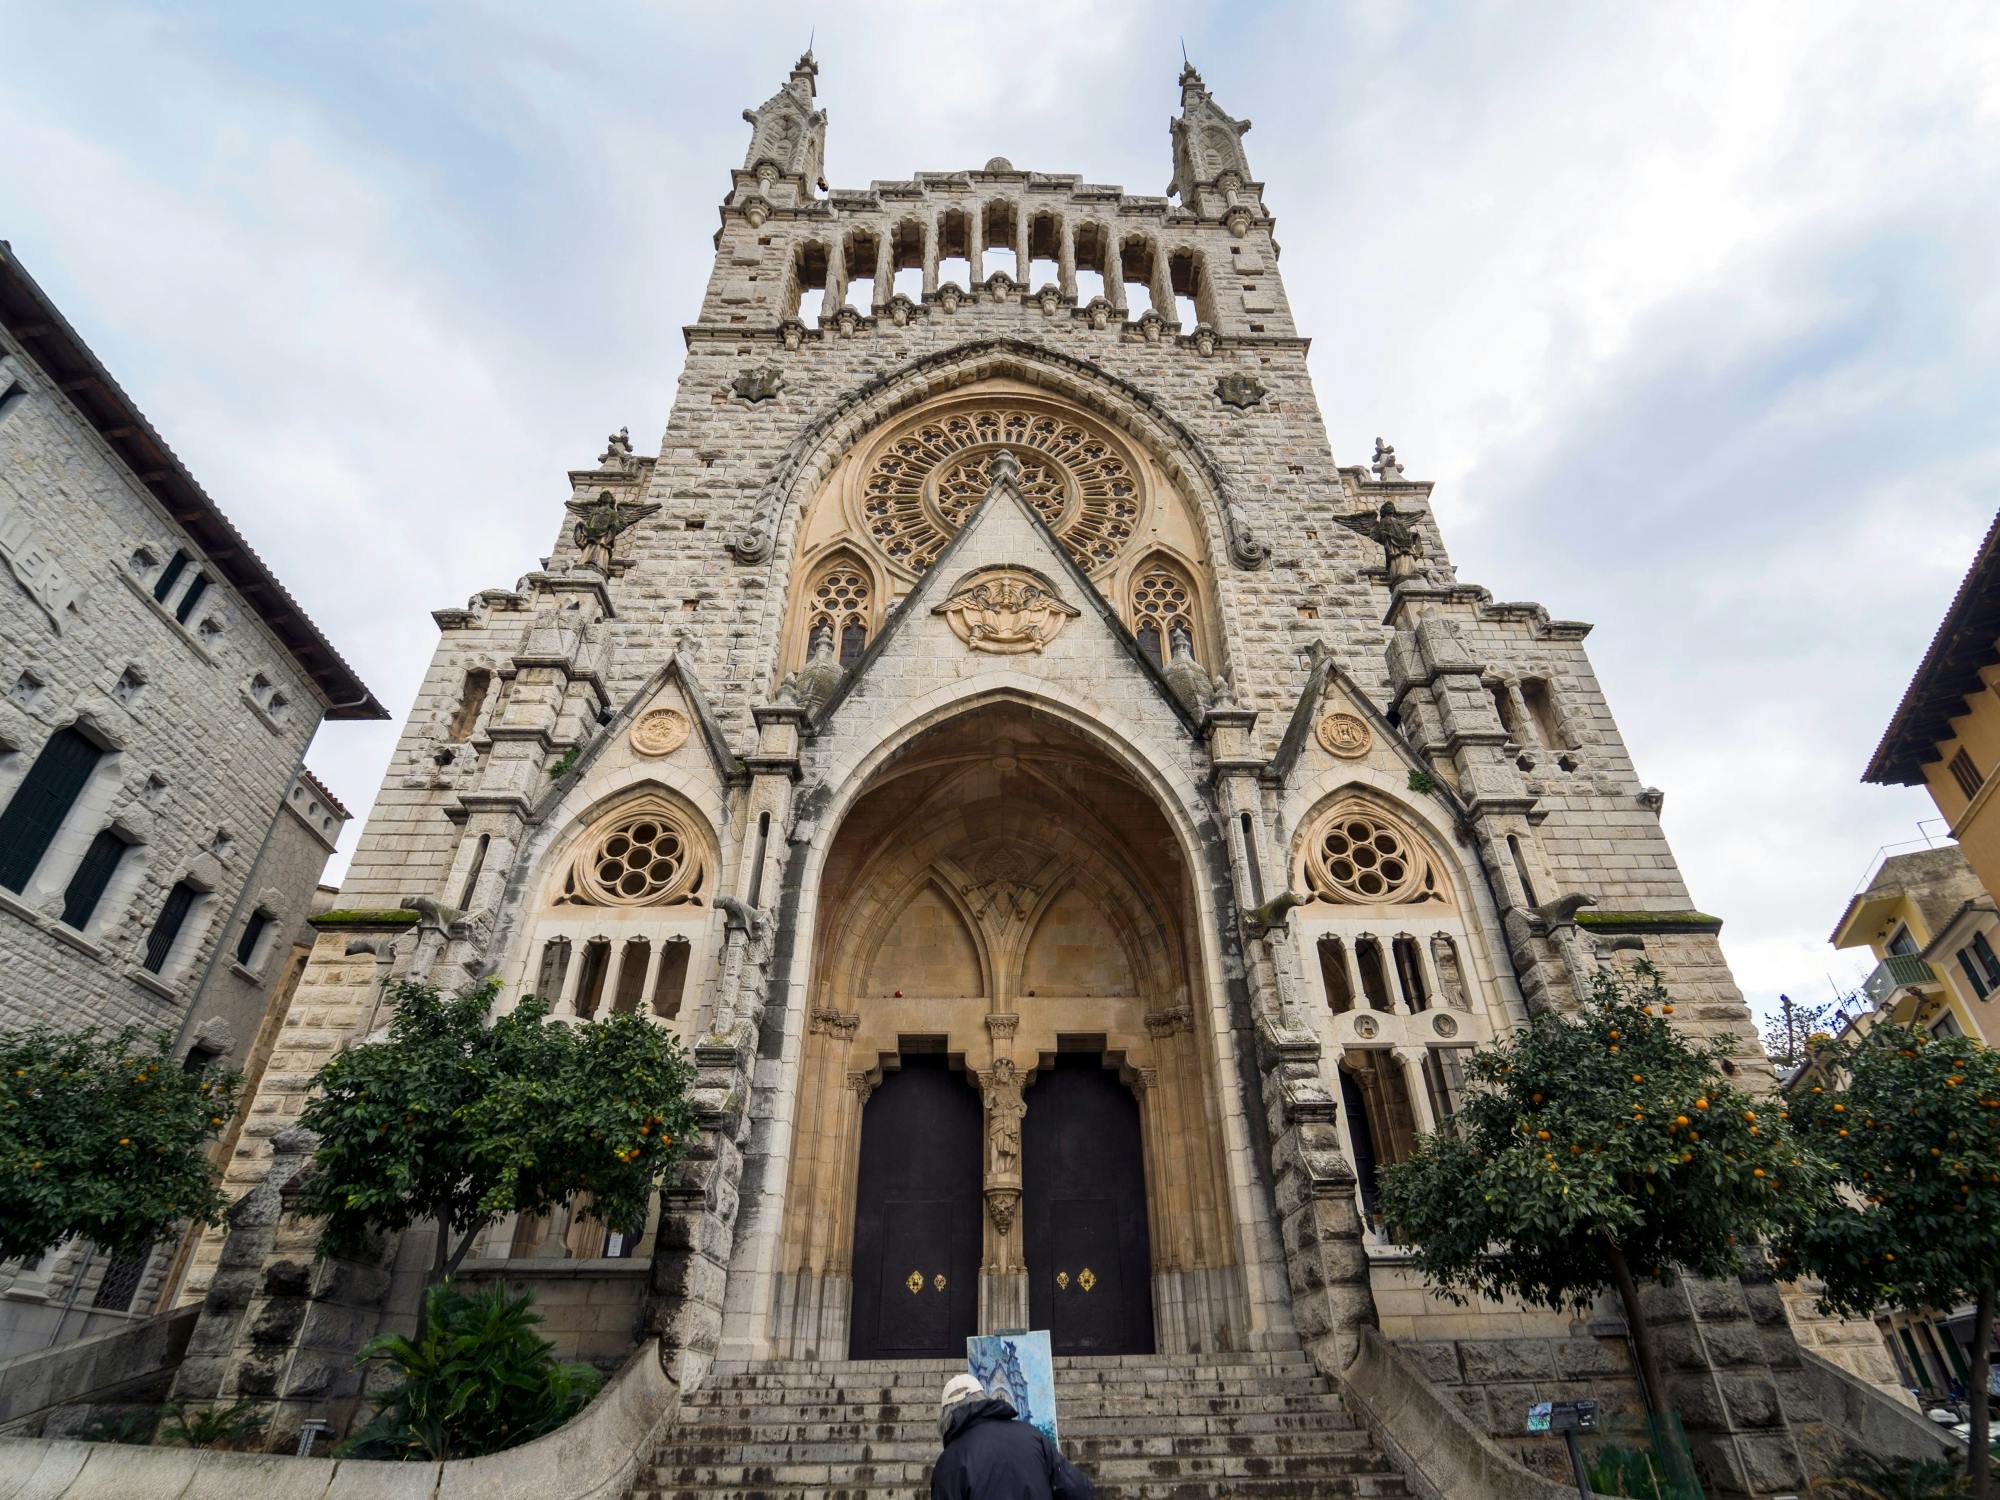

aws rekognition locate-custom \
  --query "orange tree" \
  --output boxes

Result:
[0,1024,240,1264]
[292,978,696,1285]
[1775,1024,2000,1498]
[1377,961,1828,1417]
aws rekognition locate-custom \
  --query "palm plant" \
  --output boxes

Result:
[1812,1452,1973,1500]
[340,1281,600,1461]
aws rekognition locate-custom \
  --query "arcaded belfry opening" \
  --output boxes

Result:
[770,704,1249,1360]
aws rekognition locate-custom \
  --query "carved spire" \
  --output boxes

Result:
[734,49,829,210]
[1167,59,1257,222]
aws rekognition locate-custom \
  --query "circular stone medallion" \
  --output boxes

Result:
[1316,711,1372,759]
[630,707,691,758]
[1432,1013,1459,1039]
[1353,1014,1380,1039]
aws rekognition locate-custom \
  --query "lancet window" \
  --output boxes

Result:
[806,555,874,668]
[1129,560,1198,670]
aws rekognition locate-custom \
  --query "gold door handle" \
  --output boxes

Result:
[933,1273,947,1292]
[906,1270,924,1294]
[1056,1271,1069,1290]
[1079,1267,1097,1292]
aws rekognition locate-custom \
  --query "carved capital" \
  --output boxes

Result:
[985,1187,1020,1236]
[984,1012,1020,1042]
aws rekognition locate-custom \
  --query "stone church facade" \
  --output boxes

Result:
[156,55,1924,1498]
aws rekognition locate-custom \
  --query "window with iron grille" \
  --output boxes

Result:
[60,828,130,929]
[143,880,201,973]
[235,907,273,966]
[91,1240,153,1312]
[1950,747,1984,801]
[0,728,104,893]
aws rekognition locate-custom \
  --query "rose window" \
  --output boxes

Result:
[557,801,706,907]
[1303,805,1445,906]
[859,404,1142,575]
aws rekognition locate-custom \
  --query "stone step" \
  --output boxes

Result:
[676,1392,1354,1424]
[671,1409,1361,1443]
[696,1384,1336,1408]
[708,1350,1311,1377]
[646,1427,1380,1468]
[632,1354,1411,1500]
[631,1479,1409,1500]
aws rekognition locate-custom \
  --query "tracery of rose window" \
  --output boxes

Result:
[857,404,1143,575]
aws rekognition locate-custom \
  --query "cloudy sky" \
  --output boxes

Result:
[4,1,1996,1031]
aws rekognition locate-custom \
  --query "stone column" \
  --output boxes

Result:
[977,1045,1027,1334]
[1056,215,1076,301]
[967,203,984,286]
[824,234,847,319]
[873,232,893,310]
[922,214,939,298]
[644,698,803,1390]
[1205,701,1376,1370]
[1104,233,1125,312]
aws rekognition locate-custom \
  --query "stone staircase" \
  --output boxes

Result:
[628,1346,1414,1499]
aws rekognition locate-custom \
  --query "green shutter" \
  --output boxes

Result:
[0,728,104,893]
[60,829,129,928]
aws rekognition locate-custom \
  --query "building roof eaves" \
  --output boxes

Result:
[0,241,386,721]
[1864,509,2000,787]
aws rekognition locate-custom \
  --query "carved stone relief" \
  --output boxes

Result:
[1315,711,1371,759]
[630,707,691,757]
[934,569,1080,654]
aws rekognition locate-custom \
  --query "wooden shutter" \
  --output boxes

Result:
[0,728,104,892]
[60,828,129,928]
[143,881,200,973]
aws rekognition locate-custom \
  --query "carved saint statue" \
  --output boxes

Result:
[565,489,661,574]
[984,1057,1026,1182]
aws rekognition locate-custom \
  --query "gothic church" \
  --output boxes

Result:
[172,54,1890,1499]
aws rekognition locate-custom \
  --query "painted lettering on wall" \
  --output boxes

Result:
[0,493,81,633]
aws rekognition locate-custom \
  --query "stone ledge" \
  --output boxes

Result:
[307,910,421,932]
[0,1338,674,1500]
[1576,909,1725,935]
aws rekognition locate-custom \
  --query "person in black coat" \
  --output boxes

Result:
[931,1373,1093,1500]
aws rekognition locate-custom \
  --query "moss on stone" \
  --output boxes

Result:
[1575,909,1723,934]
[309,908,421,930]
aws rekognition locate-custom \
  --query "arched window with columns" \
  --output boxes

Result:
[1290,791,1501,1243]
[510,790,716,1030]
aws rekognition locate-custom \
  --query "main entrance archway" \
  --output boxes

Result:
[770,703,1251,1359]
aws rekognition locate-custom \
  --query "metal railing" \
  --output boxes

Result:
[1862,953,1938,1008]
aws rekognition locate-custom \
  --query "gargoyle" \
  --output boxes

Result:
[716,894,767,944]
[400,895,491,945]
[1243,889,1309,937]
[1527,892,1597,933]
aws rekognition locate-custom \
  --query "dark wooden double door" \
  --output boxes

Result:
[849,1053,1153,1359]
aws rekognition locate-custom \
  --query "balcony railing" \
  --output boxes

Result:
[1862,953,1938,1008]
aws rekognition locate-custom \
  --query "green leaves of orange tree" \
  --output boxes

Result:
[292,979,698,1275]
[1776,1024,2000,1317]
[0,1024,240,1265]
[1378,962,1830,1315]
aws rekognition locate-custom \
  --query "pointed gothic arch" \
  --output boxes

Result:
[725,337,1270,572]
[766,699,1253,1360]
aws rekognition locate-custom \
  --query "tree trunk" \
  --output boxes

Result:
[442,1221,483,1278]
[1972,1278,1995,1500]
[1603,1233,1670,1420]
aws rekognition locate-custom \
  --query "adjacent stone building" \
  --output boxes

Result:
[0,243,380,1353]
[94,56,1949,1498]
